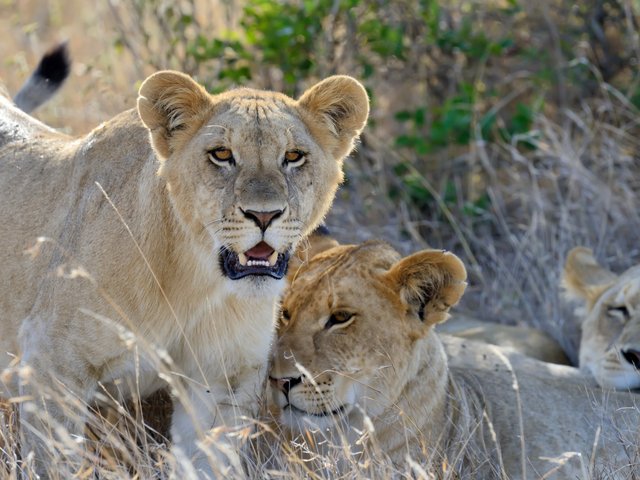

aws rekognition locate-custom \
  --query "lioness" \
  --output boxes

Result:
[0,70,368,476]
[563,246,640,390]
[270,241,639,479]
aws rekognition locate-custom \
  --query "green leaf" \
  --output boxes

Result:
[395,110,413,122]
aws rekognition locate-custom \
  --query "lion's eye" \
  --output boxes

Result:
[607,305,630,321]
[208,147,235,166]
[324,311,354,330]
[283,150,306,168]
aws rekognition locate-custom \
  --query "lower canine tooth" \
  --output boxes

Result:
[268,251,279,266]
[238,253,248,266]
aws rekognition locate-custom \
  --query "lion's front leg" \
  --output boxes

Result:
[170,364,266,478]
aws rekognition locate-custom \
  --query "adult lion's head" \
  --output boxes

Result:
[137,72,368,292]
[563,247,640,389]
[269,241,467,430]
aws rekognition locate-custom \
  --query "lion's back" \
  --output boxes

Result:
[0,107,154,371]
[448,355,639,479]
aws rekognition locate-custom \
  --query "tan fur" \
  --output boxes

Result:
[286,227,340,282]
[437,315,570,365]
[271,242,640,479]
[563,246,640,389]
[0,70,368,475]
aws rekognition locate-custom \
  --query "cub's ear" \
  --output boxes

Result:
[137,70,213,158]
[562,247,616,305]
[385,250,467,328]
[297,75,369,159]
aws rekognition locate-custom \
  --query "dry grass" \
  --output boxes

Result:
[1,0,640,478]
[2,353,638,479]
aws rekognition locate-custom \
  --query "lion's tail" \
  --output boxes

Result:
[13,42,71,113]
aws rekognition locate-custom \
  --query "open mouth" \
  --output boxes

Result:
[219,241,290,280]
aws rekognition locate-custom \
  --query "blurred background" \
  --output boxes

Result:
[2,0,640,363]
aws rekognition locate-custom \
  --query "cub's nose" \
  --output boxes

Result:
[269,375,302,397]
[241,208,284,231]
[622,349,640,369]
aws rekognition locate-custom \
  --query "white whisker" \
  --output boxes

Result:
[204,124,228,131]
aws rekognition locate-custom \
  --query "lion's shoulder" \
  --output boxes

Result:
[0,107,150,187]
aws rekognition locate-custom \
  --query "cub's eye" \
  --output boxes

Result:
[607,305,630,320]
[208,147,235,166]
[283,150,306,168]
[324,311,354,330]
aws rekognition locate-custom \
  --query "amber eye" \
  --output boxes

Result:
[324,311,354,330]
[208,147,235,166]
[283,150,306,167]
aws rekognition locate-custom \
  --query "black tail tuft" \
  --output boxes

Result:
[13,42,71,113]
[35,42,71,86]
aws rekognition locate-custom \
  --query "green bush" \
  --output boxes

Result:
[119,0,640,222]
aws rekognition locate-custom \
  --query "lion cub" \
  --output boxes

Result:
[270,241,639,479]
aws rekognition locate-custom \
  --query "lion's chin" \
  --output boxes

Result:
[280,402,351,431]
[219,243,290,280]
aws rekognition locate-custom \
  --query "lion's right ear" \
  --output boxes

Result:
[562,247,616,306]
[137,71,213,158]
[385,250,467,329]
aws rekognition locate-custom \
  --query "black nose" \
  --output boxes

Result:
[622,349,640,369]
[242,208,284,231]
[269,376,302,400]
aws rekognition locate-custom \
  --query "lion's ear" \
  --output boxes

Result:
[385,250,467,328]
[137,70,213,158]
[562,247,616,305]
[297,75,369,159]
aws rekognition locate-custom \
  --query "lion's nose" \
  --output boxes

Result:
[269,376,302,398]
[241,208,284,232]
[622,349,640,370]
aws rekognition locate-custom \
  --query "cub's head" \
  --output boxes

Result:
[269,241,467,431]
[563,247,640,389]
[137,71,368,291]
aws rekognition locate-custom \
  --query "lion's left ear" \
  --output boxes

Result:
[297,75,369,159]
[137,70,213,158]
[385,250,467,328]
[562,247,616,308]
